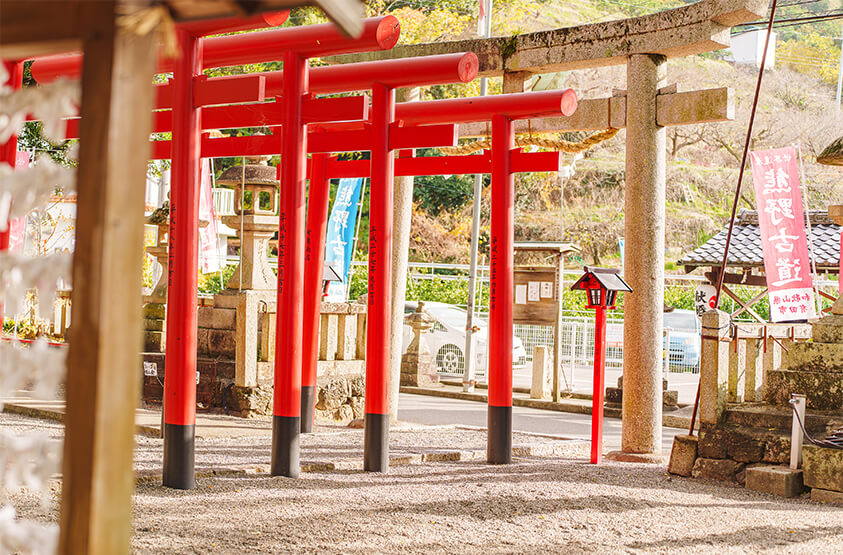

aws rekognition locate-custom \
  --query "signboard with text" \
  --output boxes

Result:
[513,267,558,324]
[750,146,816,322]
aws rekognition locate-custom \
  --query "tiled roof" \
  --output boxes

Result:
[679,209,840,271]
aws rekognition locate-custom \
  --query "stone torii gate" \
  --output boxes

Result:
[329,0,767,459]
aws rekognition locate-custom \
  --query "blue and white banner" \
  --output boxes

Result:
[325,177,364,301]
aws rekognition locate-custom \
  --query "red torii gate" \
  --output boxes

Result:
[29,16,580,476]
[302,89,578,464]
[29,20,478,487]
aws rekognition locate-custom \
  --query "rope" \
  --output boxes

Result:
[117,5,178,58]
[790,398,843,450]
[438,128,620,156]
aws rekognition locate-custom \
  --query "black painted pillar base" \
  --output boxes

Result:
[271,415,300,478]
[163,423,195,490]
[300,386,315,433]
[487,405,512,464]
[364,412,389,472]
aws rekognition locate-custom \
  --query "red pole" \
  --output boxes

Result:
[301,153,331,433]
[487,114,514,464]
[272,50,308,478]
[364,82,395,472]
[0,61,22,251]
[0,61,23,323]
[163,29,202,490]
[591,303,608,464]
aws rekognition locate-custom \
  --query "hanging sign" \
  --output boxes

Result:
[325,177,364,301]
[750,146,816,322]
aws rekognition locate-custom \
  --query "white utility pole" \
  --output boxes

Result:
[463,0,493,392]
[836,24,843,111]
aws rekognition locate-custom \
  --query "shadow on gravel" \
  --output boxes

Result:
[626,524,843,551]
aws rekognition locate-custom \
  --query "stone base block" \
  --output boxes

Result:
[668,434,699,477]
[143,303,166,319]
[811,488,843,505]
[605,387,622,405]
[400,356,441,387]
[745,465,804,498]
[143,330,165,353]
[663,390,679,407]
[691,457,745,482]
[231,385,272,418]
[785,341,843,372]
[811,315,843,343]
[604,451,668,464]
[803,444,843,492]
[144,318,164,331]
[603,387,680,408]
[197,306,236,330]
[765,369,843,411]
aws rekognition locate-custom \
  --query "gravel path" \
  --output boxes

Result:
[2,412,843,553]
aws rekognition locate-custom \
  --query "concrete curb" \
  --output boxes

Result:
[399,386,696,430]
[3,402,161,438]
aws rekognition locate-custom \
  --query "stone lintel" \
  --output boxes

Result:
[457,88,732,137]
[656,87,734,127]
[327,0,765,76]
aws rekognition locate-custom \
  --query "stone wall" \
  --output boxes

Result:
[141,298,367,424]
[680,311,843,488]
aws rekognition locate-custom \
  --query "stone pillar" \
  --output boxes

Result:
[621,54,667,456]
[699,309,730,427]
[388,86,420,421]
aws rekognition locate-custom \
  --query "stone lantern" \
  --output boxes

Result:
[145,201,170,304]
[216,155,279,291]
[400,301,441,387]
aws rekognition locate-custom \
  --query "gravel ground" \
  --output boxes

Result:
[3,412,843,553]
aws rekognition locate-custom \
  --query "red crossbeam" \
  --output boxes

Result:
[28,16,400,81]
[63,95,369,138]
[314,150,562,178]
[147,123,458,159]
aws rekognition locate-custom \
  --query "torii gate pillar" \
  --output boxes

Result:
[620,53,666,458]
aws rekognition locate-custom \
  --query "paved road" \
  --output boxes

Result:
[397,392,680,453]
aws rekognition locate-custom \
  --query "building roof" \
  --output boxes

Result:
[679,209,840,271]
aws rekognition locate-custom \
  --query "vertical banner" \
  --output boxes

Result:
[324,177,364,301]
[198,158,220,273]
[750,146,816,322]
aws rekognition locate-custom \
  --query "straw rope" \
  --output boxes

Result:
[117,5,178,58]
[438,127,620,156]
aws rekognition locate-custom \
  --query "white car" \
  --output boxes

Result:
[402,301,528,375]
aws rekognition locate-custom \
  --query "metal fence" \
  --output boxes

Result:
[453,315,699,386]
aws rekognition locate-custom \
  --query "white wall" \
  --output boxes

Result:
[730,29,777,70]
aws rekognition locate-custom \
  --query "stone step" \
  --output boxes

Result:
[765,368,843,411]
[698,422,792,465]
[724,403,839,433]
[811,314,843,343]
[784,342,843,372]
[803,444,843,493]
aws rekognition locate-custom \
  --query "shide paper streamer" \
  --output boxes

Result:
[0,72,77,554]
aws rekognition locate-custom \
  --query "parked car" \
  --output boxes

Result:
[402,301,528,375]
[663,309,701,369]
